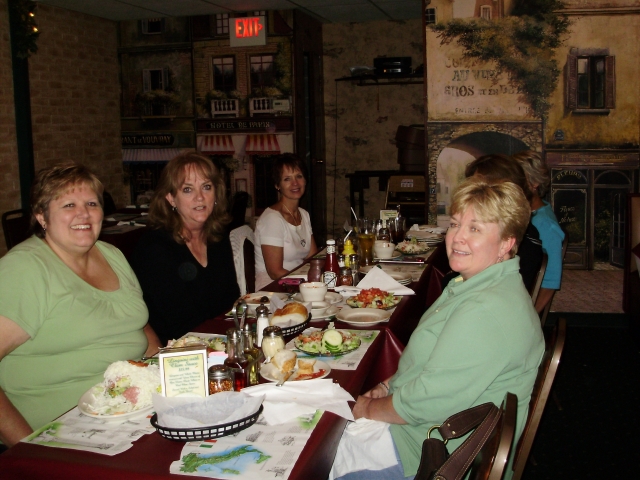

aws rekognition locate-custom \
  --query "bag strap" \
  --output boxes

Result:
[433,404,501,480]
[437,402,497,441]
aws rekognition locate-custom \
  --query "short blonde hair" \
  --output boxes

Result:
[512,150,550,198]
[30,163,104,238]
[149,152,230,243]
[450,178,531,256]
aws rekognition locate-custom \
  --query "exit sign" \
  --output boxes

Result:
[229,16,266,47]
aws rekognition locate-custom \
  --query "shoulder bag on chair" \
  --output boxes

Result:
[414,402,500,480]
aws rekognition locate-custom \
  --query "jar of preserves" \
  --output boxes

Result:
[208,365,234,394]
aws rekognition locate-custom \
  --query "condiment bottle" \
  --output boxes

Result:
[255,301,270,347]
[378,221,391,241]
[339,267,354,286]
[342,239,356,267]
[322,239,340,288]
[225,329,249,390]
[208,365,234,394]
[307,258,324,282]
[242,324,260,386]
[349,254,360,284]
[261,326,285,362]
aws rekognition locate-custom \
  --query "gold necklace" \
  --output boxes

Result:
[281,202,301,226]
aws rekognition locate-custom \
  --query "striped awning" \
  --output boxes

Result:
[122,148,194,163]
[197,135,235,154]
[245,134,280,154]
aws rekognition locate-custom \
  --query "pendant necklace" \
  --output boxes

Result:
[281,202,306,247]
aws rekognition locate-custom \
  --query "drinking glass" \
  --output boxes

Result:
[389,217,406,244]
[357,217,375,266]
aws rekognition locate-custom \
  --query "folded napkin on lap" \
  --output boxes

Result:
[335,267,415,297]
[242,378,354,425]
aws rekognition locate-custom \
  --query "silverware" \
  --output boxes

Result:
[276,370,294,386]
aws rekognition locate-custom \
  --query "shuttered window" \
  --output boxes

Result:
[567,54,615,111]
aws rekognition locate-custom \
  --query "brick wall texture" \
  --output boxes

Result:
[0,0,20,256]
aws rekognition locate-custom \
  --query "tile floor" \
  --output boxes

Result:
[551,263,624,313]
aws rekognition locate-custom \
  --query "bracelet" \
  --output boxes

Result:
[379,382,389,392]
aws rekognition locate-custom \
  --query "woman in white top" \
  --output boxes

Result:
[254,154,318,290]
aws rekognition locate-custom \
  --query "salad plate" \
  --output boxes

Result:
[336,308,392,326]
[242,291,288,306]
[311,304,340,320]
[346,288,401,310]
[78,388,153,419]
[294,330,362,356]
[395,241,432,255]
[260,360,331,382]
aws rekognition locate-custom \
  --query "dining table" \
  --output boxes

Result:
[0,242,448,480]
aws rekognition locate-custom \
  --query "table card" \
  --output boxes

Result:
[159,345,209,397]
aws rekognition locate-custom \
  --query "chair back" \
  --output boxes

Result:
[529,252,548,304]
[539,236,569,327]
[229,225,255,295]
[511,317,567,480]
[2,209,31,250]
[469,392,518,480]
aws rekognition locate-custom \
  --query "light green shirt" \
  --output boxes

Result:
[390,258,544,477]
[0,237,148,430]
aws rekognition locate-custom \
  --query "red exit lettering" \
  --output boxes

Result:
[235,17,263,38]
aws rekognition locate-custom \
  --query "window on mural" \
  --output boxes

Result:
[142,68,170,115]
[480,6,491,20]
[142,18,163,34]
[215,13,229,35]
[567,53,615,111]
[213,57,236,94]
[250,55,275,90]
[425,8,436,25]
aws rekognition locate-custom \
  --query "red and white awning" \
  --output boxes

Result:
[197,135,235,154]
[122,148,194,163]
[245,134,280,154]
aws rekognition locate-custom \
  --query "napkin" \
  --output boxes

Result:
[335,267,415,297]
[329,419,397,479]
[152,392,264,429]
[242,378,354,425]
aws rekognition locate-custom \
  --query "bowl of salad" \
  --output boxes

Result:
[294,329,362,356]
[345,288,401,310]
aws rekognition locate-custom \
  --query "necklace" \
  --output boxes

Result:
[281,202,301,227]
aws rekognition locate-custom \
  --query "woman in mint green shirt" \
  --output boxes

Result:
[332,179,545,480]
[0,164,160,448]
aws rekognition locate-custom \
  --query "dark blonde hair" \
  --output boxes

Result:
[464,153,533,203]
[512,150,550,198]
[148,152,230,243]
[30,163,104,238]
[450,178,531,256]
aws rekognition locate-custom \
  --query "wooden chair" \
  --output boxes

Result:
[539,237,569,327]
[2,209,31,250]
[511,317,567,480]
[468,392,518,480]
[529,253,548,305]
[243,237,255,294]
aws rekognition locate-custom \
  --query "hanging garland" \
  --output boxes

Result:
[8,0,40,59]
[430,0,570,119]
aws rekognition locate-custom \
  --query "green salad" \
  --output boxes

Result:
[294,329,361,356]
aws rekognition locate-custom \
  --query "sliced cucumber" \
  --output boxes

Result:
[322,330,343,348]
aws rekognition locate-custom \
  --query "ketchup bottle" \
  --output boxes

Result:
[322,239,340,288]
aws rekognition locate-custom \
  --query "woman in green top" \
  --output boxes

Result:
[0,164,161,448]
[331,178,545,480]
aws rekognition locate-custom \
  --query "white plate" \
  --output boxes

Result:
[336,308,392,326]
[311,304,340,320]
[374,250,402,260]
[78,388,154,419]
[293,292,344,305]
[260,359,331,382]
[242,291,288,305]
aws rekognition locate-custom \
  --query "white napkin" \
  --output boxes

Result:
[152,392,264,429]
[242,378,354,425]
[270,295,311,326]
[328,419,397,479]
[335,267,415,297]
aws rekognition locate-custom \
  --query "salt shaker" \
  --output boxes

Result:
[255,301,270,347]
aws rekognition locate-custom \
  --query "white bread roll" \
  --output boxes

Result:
[297,358,316,375]
[272,349,297,373]
[270,302,308,327]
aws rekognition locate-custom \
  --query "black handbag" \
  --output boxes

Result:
[414,402,500,480]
